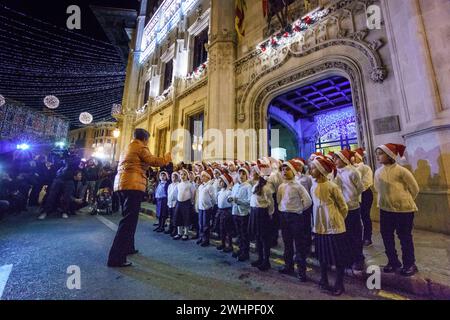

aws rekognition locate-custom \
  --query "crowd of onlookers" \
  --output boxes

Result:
[0,146,118,221]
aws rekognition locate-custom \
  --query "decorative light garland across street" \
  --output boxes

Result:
[315,107,356,138]
[256,7,330,54]
[79,112,94,125]
[43,95,60,109]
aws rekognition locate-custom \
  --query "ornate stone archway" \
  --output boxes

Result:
[245,55,374,166]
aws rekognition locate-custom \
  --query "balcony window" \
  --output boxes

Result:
[193,28,208,70]
[163,60,173,91]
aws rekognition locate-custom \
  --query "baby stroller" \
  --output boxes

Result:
[90,177,113,216]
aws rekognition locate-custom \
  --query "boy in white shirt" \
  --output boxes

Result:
[217,172,234,253]
[197,169,217,247]
[166,172,179,236]
[277,160,313,282]
[333,149,365,271]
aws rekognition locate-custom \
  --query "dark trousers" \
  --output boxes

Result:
[380,210,416,268]
[199,208,213,243]
[280,212,309,270]
[219,208,233,247]
[29,183,44,206]
[108,190,144,266]
[361,189,374,241]
[156,197,168,228]
[43,179,64,215]
[345,208,365,265]
[256,238,271,265]
[233,215,250,256]
[112,192,120,212]
[168,207,176,233]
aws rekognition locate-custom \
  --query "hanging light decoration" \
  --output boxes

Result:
[44,95,60,109]
[0,95,5,107]
[79,112,93,124]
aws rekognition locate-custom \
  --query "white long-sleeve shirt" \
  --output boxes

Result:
[311,181,349,235]
[355,163,374,192]
[198,182,217,211]
[268,171,283,191]
[177,180,195,203]
[277,180,312,214]
[217,189,232,209]
[231,181,252,216]
[167,182,178,208]
[250,183,275,215]
[374,163,419,213]
[334,166,364,210]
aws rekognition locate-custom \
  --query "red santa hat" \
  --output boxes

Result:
[377,143,406,160]
[292,157,306,167]
[282,160,303,175]
[194,162,205,171]
[219,172,234,188]
[179,168,190,178]
[312,158,336,178]
[309,152,324,161]
[159,171,169,179]
[353,147,366,160]
[201,168,214,180]
[335,149,355,166]
[252,162,272,177]
[213,167,223,176]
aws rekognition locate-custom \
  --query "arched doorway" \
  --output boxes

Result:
[268,75,359,159]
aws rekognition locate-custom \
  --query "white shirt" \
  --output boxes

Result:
[213,178,222,194]
[250,183,275,215]
[355,163,374,191]
[217,189,232,209]
[230,171,239,184]
[334,165,365,210]
[198,182,217,211]
[295,174,313,194]
[231,181,252,216]
[374,163,419,213]
[277,180,312,214]
[311,181,349,235]
[167,182,178,208]
[177,180,195,203]
[268,171,283,191]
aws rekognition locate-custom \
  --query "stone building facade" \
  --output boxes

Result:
[114,0,450,234]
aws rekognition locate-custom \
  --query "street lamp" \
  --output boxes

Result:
[112,128,120,163]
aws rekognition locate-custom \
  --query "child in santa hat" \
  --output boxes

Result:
[332,149,365,271]
[249,163,275,271]
[265,157,283,248]
[166,172,180,236]
[191,174,202,240]
[154,171,170,232]
[352,148,374,247]
[211,168,223,238]
[217,172,235,253]
[173,169,196,241]
[229,166,253,261]
[277,160,313,282]
[309,157,351,296]
[375,144,420,277]
[197,169,217,247]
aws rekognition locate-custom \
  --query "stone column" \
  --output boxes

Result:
[204,0,237,161]
[382,0,450,234]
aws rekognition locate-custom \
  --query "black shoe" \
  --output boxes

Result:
[182,235,189,241]
[383,264,402,273]
[319,279,332,291]
[400,265,419,277]
[153,223,159,226]
[251,260,263,267]
[237,254,249,262]
[108,261,132,268]
[257,262,271,271]
[223,247,233,253]
[297,270,308,282]
[363,240,373,247]
[352,260,365,272]
[196,239,203,245]
[153,226,161,232]
[128,250,139,255]
[217,245,225,251]
[232,250,241,258]
[330,286,345,296]
[164,229,172,235]
[278,266,295,275]
[173,235,182,240]
[200,242,210,247]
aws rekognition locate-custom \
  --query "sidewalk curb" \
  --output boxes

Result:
[140,207,450,299]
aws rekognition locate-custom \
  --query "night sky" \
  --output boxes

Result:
[0,0,140,128]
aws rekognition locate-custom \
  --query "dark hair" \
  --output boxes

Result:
[254,177,267,196]
[134,128,150,141]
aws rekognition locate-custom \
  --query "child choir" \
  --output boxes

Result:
[152,143,420,296]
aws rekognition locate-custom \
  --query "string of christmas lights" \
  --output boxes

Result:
[0,4,127,128]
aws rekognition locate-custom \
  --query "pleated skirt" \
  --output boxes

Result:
[314,232,353,268]
[174,200,192,227]
[248,207,272,241]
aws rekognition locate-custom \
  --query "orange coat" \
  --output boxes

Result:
[114,139,168,192]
